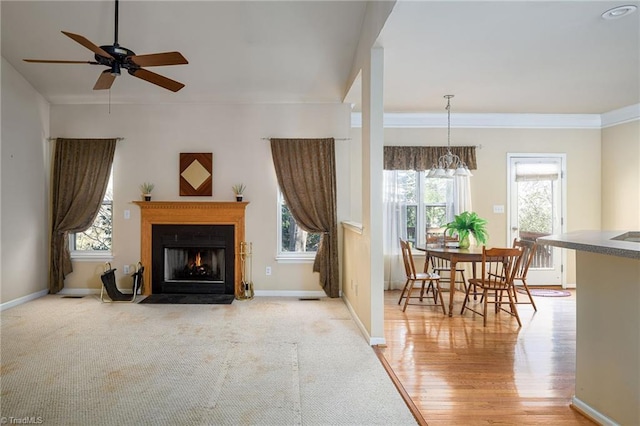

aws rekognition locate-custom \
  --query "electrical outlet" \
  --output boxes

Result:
[265,266,272,276]
[123,265,130,274]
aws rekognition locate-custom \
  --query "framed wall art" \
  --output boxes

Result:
[179,152,213,196]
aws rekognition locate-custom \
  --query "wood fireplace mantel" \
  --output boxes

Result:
[133,201,248,296]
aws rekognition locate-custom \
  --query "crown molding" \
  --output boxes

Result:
[351,105,640,129]
[601,104,640,128]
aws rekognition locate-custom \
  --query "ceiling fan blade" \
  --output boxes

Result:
[24,59,96,64]
[61,31,114,59]
[129,52,188,67]
[93,70,116,90]
[130,68,185,92]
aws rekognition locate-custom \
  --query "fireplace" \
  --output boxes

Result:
[152,224,234,294]
[134,201,248,296]
[166,248,223,281]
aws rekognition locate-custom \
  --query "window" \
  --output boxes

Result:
[385,170,453,248]
[277,190,320,261]
[70,171,113,258]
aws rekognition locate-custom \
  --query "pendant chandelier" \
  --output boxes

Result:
[427,95,472,178]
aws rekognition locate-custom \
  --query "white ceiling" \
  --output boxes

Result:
[2,1,639,115]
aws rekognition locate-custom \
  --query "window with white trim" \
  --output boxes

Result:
[386,170,454,248]
[277,190,319,261]
[70,171,113,258]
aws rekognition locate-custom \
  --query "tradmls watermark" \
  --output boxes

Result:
[0,417,44,425]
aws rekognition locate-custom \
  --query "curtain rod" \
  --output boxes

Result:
[261,137,351,141]
[262,138,478,147]
[47,137,125,141]
[386,144,483,149]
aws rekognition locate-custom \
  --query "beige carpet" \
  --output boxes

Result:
[0,295,417,425]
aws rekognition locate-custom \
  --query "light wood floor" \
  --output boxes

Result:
[379,288,595,425]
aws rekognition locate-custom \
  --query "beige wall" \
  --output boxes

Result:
[1,58,50,304]
[601,120,640,230]
[342,224,371,333]
[575,251,640,425]
[50,103,351,295]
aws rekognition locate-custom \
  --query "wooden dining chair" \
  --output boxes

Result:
[512,238,538,311]
[427,233,477,299]
[460,246,524,326]
[429,254,469,293]
[398,239,445,313]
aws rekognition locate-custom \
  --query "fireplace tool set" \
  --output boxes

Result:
[237,242,254,300]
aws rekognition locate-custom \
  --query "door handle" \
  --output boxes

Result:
[511,227,519,231]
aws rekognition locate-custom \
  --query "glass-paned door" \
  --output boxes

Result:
[508,155,565,285]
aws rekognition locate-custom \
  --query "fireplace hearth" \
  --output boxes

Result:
[152,224,235,295]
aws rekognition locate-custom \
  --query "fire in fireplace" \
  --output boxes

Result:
[152,224,235,295]
[165,248,224,282]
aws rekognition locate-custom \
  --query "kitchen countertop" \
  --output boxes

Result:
[538,230,640,260]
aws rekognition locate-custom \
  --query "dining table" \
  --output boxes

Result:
[415,245,484,316]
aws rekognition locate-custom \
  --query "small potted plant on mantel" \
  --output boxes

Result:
[140,182,155,201]
[232,183,246,202]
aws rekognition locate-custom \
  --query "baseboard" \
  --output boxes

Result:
[571,396,620,426]
[253,290,329,298]
[0,289,49,312]
[369,336,386,345]
[341,295,386,346]
[58,288,101,296]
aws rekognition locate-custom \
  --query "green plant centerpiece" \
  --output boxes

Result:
[232,183,246,201]
[444,211,488,249]
[139,182,154,201]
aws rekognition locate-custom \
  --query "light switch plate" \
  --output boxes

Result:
[493,205,505,214]
[124,209,130,219]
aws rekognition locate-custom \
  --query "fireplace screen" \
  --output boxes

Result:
[164,248,225,283]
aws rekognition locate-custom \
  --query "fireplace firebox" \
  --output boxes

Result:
[151,224,235,294]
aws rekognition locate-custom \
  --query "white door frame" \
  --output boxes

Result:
[506,153,568,288]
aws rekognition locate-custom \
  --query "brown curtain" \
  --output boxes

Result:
[270,138,339,298]
[49,138,117,293]
[384,146,477,170]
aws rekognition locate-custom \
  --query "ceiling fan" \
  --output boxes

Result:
[23,0,188,92]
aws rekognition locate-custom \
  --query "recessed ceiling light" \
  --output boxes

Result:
[601,5,637,19]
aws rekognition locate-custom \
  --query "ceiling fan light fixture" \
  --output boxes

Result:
[601,5,637,19]
[22,0,187,92]
[110,62,121,76]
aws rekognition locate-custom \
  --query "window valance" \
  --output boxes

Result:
[383,146,477,171]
